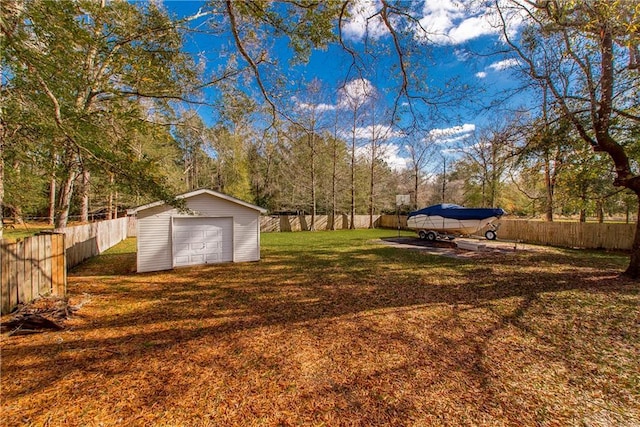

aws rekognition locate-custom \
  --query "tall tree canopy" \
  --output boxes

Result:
[1,0,198,228]
[497,0,640,277]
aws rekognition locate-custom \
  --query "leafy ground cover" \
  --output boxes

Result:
[1,230,638,426]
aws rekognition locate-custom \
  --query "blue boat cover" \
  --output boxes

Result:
[408,204,505,220]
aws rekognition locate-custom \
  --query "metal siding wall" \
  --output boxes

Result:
[54,217,130,268]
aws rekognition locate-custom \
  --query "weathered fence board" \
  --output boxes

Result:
[55,217,129,269]
[495,219,635,250]
[1,233,66,314]
[378,215,407,230]
[379,215,635,251]
[260,214,380,232]
[1,218,130,314]
[127,216,137,237]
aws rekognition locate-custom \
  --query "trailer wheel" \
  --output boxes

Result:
[485,230,497,240]
[418,230,428,240]
[425,231,437,241]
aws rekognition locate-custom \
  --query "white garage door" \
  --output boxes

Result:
[172,217,233,267]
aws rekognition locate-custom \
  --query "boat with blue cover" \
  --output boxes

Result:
[407,204,505,240]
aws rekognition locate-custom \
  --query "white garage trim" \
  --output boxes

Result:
[171,217,233,267]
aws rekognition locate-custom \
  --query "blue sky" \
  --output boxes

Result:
[157,0,531,171]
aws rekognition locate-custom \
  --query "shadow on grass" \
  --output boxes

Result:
[3,231,638,425]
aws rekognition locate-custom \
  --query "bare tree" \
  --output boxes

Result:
[459,122,517,207]
[290,79,334,230]
[338,79,375,228]
[405,131,436,209]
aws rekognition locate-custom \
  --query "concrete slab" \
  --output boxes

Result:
[378,236,535,258]
[456,240,486,252]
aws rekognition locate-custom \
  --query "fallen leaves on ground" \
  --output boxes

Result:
[1,231,638,426]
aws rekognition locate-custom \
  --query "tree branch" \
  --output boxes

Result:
[225,0,278,123]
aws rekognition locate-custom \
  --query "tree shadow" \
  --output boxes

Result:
[3,239,638,425]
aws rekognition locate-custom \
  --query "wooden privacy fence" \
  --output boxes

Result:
[56,217,130,268]
[378,215,408,230]
[1,217,132,314]
[260,214,380,232]
[379,215,635,251]
[495,219,635,250]
[1,233,66,315]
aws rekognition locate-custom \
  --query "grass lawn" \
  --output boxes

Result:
[1,229,638,426]
[2,222,53,242]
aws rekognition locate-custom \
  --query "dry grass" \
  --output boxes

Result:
[1,230,639,426]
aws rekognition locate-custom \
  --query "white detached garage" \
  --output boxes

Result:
[133,189,267,273]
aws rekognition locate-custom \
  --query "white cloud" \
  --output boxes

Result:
[415,0,463,44]
[353,124,403,140]
[447,13,497,44]
[488,58,520,71]
[356,143,410,171]
[337,123,403,141]
[475,71,487,79]
[338,78,376,109]
[296,101,336,113]
[437,134,475,145]
[415,0,527,46]
[340,1,530,47]
[441,147,461,155]
[381,143,410,171]
[454,49,472,61]
[342,0,387,40]
[428,123,475,141]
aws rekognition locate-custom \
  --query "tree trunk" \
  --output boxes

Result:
[331,140,337,231]
[579,184,588,223]
[113,190,118,219]
[413,166,419,210]
[48,173,56,225]
[624,195,640,279]
[368,180,374,229]
[107,173,114,220]
[0,128,4,240]
[369,149,375,229]
[56,171,76,228]
[309,133,316,231]
[184,155,191,191]
[544,159,553,221]
[441,158,446,203]
[596,199,604,223]
[192,148,198,190]
[80,169,90,222]
[350,133,356,230]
